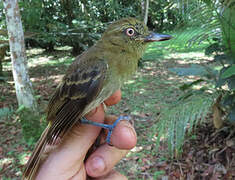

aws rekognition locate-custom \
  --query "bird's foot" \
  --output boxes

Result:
[81,116,130,144]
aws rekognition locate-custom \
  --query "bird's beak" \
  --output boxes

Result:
[144,32,172,42]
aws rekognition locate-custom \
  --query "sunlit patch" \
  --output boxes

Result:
[31,74,63,83]
[0,157,14,167]
[125,79,135,84]
[166,52,213,64]
[131,146,143,153]
[26,48,44,56]
[55,46,72,51]
[51,75,63,83]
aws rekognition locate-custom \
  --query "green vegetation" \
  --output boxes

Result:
[17,106,47,146]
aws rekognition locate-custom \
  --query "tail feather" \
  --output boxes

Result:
[22,125,50,180]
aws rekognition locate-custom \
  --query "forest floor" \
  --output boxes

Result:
[0,43,235,179]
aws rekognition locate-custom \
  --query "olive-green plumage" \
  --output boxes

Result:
[22,17,171,180]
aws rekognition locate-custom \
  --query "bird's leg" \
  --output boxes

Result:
[81,116,130,144]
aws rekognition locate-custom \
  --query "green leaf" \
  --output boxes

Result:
[221,65,235,79]
[222,94,235,107]
[228,76,235,90]
[16,105,26,113]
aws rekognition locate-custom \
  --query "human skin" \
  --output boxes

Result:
[35,90,137,180]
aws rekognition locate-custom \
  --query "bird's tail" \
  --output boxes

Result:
[22,125,50,180]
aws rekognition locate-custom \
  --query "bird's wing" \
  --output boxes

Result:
[46,59,107,144]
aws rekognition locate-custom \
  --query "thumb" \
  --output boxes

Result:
[36,105,105,179]
[60,104,105,159]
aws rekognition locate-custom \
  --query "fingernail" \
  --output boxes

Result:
[124,125,136,139]
[90,156,105,174]
[121,121,135,136]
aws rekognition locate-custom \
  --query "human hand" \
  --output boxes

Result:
[35,90,137,180]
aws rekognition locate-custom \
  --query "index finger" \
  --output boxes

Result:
[104,90,121,106]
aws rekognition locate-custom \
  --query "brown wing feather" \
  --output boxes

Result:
[22,125,49,179]
[46,59,107,144]
[22,59,107,179]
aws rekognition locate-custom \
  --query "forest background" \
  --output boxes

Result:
[0,0,235,179]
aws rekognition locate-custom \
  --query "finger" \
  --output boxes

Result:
[37,105,105,179]
[70,164,86,180]
[85,144,128,178]
[104,115,137,149]
[92,170,127,180]
[104,89,121,106]
[63,90,121,152]
[62,104,105,155]
[84,115,136,177]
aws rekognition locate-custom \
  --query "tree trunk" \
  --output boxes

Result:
[3,0,38,111]
[143,0,149,25]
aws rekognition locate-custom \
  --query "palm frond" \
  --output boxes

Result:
[171,1,222,48]
[154,91,219,157]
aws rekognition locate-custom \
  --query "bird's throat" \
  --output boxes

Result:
[95,39,145,81]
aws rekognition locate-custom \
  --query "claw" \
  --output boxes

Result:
[81,116,130,144]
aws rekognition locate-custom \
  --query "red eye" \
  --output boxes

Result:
[125,28,135,37]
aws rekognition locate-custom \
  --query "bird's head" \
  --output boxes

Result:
[99,17,172,56]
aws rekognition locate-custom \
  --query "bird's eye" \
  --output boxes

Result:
[125,28,135,37]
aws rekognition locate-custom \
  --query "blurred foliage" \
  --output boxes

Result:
[0,107,13,120]
[17,0,143,54]
[0,42,8,78]
[17,106,47,145]
[0,0,196,54]
[0,2,5,31]
[160,37,235,156]
[152,0,235,156]
[216,57,235,126]
[0,0,234,56]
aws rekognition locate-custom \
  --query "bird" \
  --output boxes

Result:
[22,17,172,179]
